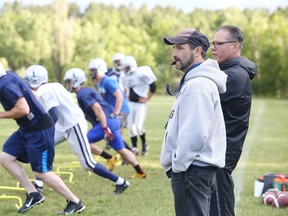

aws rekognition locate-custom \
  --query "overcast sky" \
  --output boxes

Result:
[2,0,288,13]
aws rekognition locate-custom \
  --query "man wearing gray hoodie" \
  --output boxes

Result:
[160,28,228,216]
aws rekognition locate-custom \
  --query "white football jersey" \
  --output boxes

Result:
[122,66,157,98]
[107,68,126,92]
[37,82,85,132]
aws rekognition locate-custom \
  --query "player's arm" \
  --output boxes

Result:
[139,82,156,103]
[0,97,30,119]
[90,102,114,140]
[48,107,58,123]
[112,89,123,116]
[148,82,156,100]
[90,102,108,128]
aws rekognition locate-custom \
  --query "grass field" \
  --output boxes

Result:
[0,95,287,215]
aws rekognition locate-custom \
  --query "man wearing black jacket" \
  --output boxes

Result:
[209,25,257,216]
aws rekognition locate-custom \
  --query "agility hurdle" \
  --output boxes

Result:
[0,186,25,209]
[54,171,74,183]
[0,194,23,209]
[56,161,92,177]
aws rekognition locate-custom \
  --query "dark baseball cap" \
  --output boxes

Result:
[163,28,209,52]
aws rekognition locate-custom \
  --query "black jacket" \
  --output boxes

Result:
[220,56,257,173]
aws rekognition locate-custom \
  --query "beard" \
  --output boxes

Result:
[176,53,195,72]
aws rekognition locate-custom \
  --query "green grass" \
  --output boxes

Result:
[0,96,288,215]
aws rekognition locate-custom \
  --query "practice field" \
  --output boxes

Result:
[0,95,287,216]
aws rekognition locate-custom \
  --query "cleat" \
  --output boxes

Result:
[129,173,147,179]
[57,200,85,215]
[32,181,43,193]
[106,155,117,171]
[115,154,122,164]
[142,143,150,156]
[114,180,130,194]
[131,147,139,156]
[18,192,45,213]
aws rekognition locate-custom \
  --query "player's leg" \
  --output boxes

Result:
[54,129,67,145]
[66,121,97,171]
[29,126,85,214]
[87,123,117,170]
[117,147,146,179]
[0,131,39,195]
[0,152,45,213]
[127,102,139,154]
[0,130,45,213]
[118,112,133,165]
[134,103,149,156]
[0,152,38,193]
[33,129,67,192]
[109,127,146,179]
[118,112,133,151]
[68,121,119,175]
[83,121,129,193]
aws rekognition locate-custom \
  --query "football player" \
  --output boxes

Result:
[122,56,157,156]
[64,68,147,179]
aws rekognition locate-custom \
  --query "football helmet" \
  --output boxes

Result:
[0,62,6,78]
[24,65,48,89]
[64,68,86,91]
[112,53,125,71]
[122,55,137,74]
[88,58,107,79]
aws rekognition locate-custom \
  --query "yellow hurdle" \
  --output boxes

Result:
[0,194,23,209]
[54,171,74,183]
[0,185,25,209]
[0,186,25,191]
[57,161,92,176]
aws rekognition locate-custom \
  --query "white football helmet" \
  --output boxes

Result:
[122,55,137,74]
[0,62,6,78]
[88,58,107,79]
[24,65,48,89]
[64,68,86,91]
[112,53,125,71]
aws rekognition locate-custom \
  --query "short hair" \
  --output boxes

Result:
[188,43,206,59]
[217,25,244,49]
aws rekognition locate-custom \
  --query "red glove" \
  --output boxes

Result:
[103,127,114,141]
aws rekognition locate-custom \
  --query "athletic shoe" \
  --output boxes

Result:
[114,180,130,194]
[18,192,45,213]
[32,181,44,193]
[115,154,122,164]
[107,155,117,171]
[142,143,150,156]
[57,200,85,215]
[129,173,147,179]
[131,147,139,156]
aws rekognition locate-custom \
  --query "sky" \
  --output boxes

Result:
[2,0,288,13]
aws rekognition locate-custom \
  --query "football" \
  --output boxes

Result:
[272,192,288,208]
[262,189,278,205]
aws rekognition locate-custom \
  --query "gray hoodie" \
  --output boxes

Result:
[160,58,227,173]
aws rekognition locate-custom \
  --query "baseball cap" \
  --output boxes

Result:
[163,28,209,52]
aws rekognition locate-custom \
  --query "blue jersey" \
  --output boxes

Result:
[0,72,48,130]
[76,87,114,125]
[98,75,130,113]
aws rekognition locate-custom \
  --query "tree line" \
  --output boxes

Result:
[0,0,287,97]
